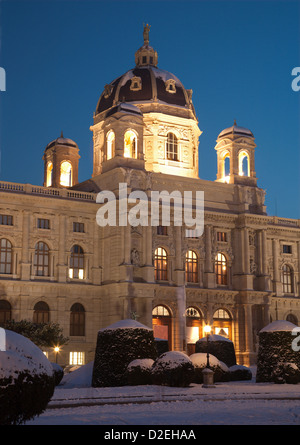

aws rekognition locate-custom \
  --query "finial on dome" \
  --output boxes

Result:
[143,23,151,45]
[61,130,64,138]
[233,119,237,126]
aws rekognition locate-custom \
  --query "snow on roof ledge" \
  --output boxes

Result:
[197,334,232,343]
[260,320,298,333]
[99,319,152,332]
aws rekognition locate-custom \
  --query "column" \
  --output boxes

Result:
[20,210,31,280]
[204,225,215,288]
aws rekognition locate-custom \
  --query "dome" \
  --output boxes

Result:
[45,132,78,151]
[95,25,195,119]
[218,120,254,139]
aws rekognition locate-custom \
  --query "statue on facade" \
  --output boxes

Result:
[143,23,151,45]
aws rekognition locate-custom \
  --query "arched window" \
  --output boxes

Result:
[0,300,11,325]
[286,313,298,326]
[124,130,137,158]
[0,238,12,274]
[46,162,53,187]
[238,151,250,177]
[106,130,115,160]
[166,132,178,161]
[60,161,72,187]
[185,306,202,354]
[69,245,84,279]
[33,301,50,324]
[282,264,293,294]
[154,247,168,281]
[185,250,198,283]
[70,303,85,336]
[152,305,172,349]
[223,154,230,183]
[215,253,228,285]
[34,242,49,277]
[213,308,232,339]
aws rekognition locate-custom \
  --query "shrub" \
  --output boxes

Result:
[228,365,252,381]
[126,359,154,385]
[195,335,236,367]
[155,338,169,356]
[92,319,157,387]
[0,329,55,425]
[151,351,194,387]
[189,352,229,383]
[256,320,300,383]
[51,362,64,386]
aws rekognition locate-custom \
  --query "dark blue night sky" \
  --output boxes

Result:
[0,0,299,218]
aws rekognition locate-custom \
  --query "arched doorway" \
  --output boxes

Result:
[185,306,203,355]
[152,305,172,350]
[213,308,232,340]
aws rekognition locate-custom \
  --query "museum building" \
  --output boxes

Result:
[0,26,299,366]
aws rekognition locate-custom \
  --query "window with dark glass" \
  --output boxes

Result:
[154,247,168,281]
[33,301,50,324]
[0,300,11,325]
[37,218,50,229]
[70,303,85,336]
[0,215,13,226]
[166,133,178,161]
[282,264,293,294]
[34,242,49,276]
[0,238,12,274]
[73,222,84,233]
[157,225,168,236]
[283,244,292,254]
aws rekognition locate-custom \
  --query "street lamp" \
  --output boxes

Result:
[54,346,60,364]
[203,324,211,368]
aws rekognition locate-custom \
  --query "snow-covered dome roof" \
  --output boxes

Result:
[45,131,78,151]
[218,120,254,139]
[95,25,196,119]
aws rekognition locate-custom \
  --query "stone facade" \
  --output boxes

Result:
[0,27,299,367]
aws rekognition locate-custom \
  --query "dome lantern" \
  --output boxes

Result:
[134,23,158,67]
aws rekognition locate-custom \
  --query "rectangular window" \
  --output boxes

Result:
[217,232,227,242]
[0,215,13,226]
[69,351,85,366]
[37,218,50,229]
[157,225,168,236]
[283,245,292,254]
[73,222,85,233]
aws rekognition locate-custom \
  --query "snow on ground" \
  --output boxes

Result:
[26,366,300,425]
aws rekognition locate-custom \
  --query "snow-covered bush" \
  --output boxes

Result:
[126,358,154,385]
[92,319,157,387]
[155,338,169,356]
[0,329,55,425]
[151,351,194,387]
[228,365,252,381]
[61,361,93,388]
[51,362,64,386]
[189,352,229,383]
[256,320,300,383]
[195,335,236,367]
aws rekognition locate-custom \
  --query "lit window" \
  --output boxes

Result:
[0,239,12,274]
[124,130,137,158]
[46,162,53,187]
[166,132,178,161]
[238,151,250,177]
[282,264,293,294]
[69,245,84,279]
[154,247,168,281]
[69,351,85,365]
[152,305,170,317]
[185,250,198,283]
[60,161,72,187]
[215,253,228,285]
[217,232,227,242]
[106,130,115,160]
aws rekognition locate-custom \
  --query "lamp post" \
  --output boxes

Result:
[54,346,60,364]
[202,324,215,388]
[203,324,211,368]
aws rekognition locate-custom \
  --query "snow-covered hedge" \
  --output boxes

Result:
[92,319,158,387]
[190,352,229,383]
[0,329,55,425]
[256,320,300,384]
[151,351,194,387]
[126,358,154,385]
[195,335,236,367]
[228,365,252,381]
